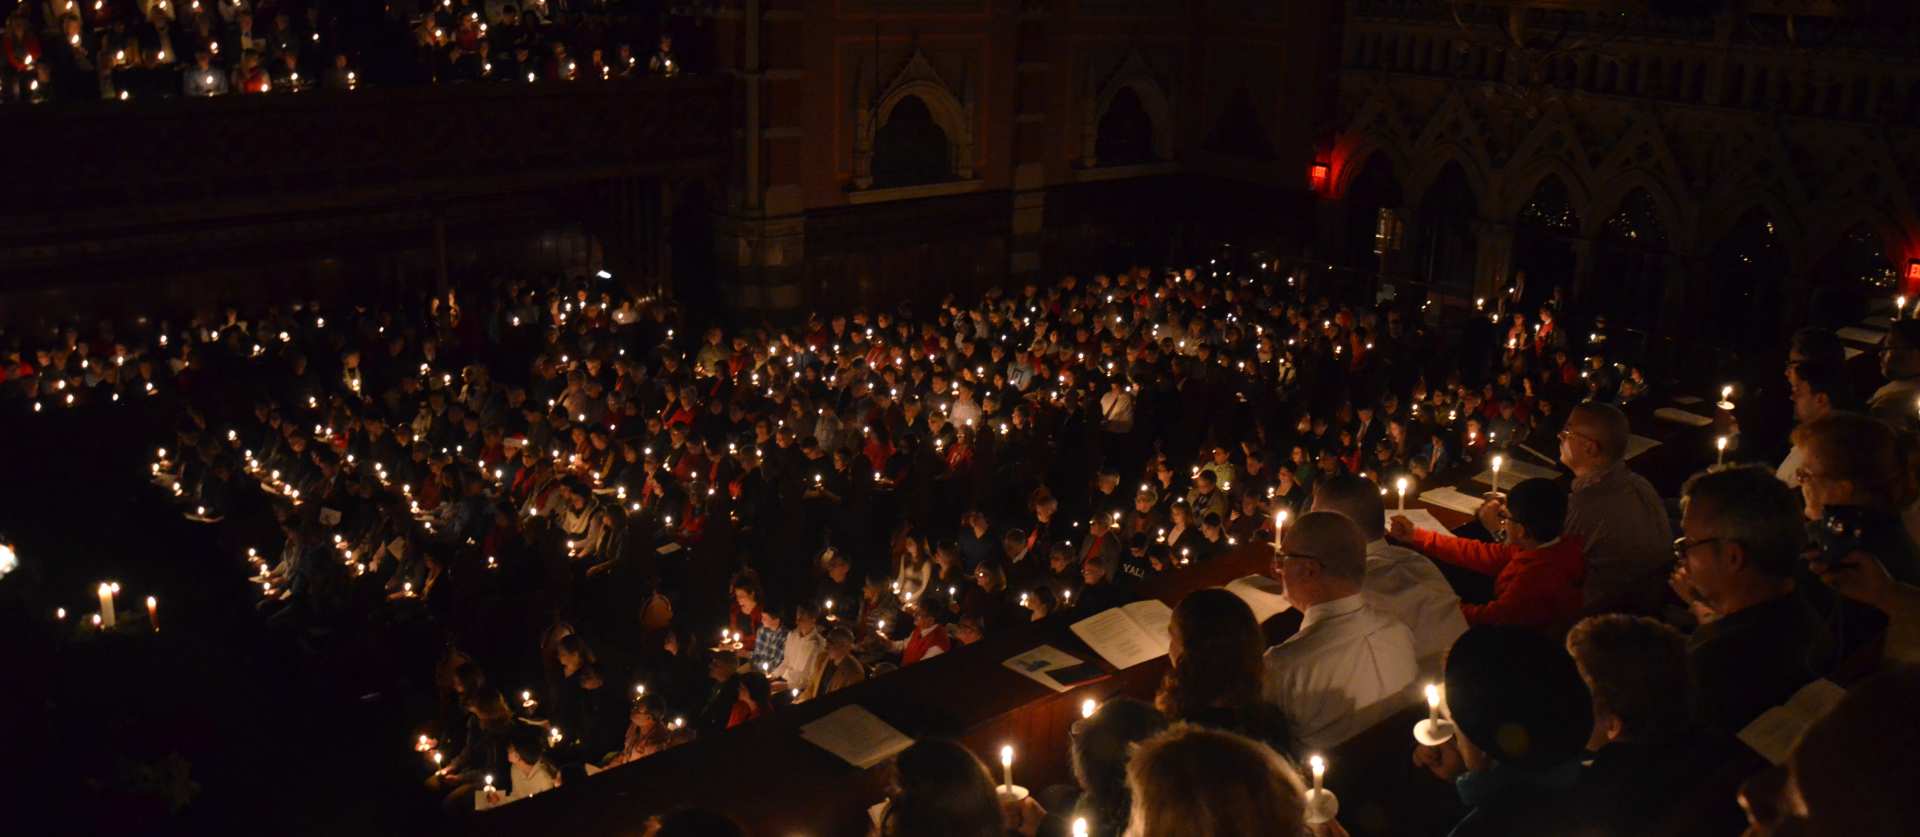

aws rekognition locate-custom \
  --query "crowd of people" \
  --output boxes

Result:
[8,244,1920,835]
[0,0,690,104]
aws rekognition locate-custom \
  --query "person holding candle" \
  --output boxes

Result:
[801,626,865,699]
[1389,477,1585,633]
[896,600,953,665]
[1422,626,1596,837]
[477,721,562,809]
[1867,321,1920,431]
[1310,474,1466,678]
[1261,511,1418,753]
[749,607,790,675]
[604,692,687,768]
[878,739,1043,837]
[1031,697,1167,837]
[767,603,826,694]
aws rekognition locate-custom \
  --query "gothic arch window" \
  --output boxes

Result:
[1095,87,1158,167]
[1518,175,1581,235]
[1203,85,1276,161]
[1601,188,1670,250]
[872,95,953,189]
[1819,224,1896,291]
[1595,187,1672,332]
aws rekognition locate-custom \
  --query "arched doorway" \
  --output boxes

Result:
[872,95,953,188]
[1340,152,1405,278]
[1096,86,1159,167]
[1593,188,1672,334]
[1415,160,1479,292]
[1512,174,1581,315]
[1707,208,1789,353]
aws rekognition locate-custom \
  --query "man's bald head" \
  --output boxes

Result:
[1568,401,1629,462]
[1311,474,1386,540]
[1281,511,1367,583]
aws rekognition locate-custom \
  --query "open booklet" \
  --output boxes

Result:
[798,704,916,770]
[1383,508,1451,536]
[1070,600,1175,670]
[1002,645,1106,693]
[1738,679,1847,765]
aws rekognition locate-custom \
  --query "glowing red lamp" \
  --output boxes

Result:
[1310,161,1331,192]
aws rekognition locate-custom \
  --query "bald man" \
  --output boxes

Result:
[1541,402,1671,613]
[1311,474,1467,678]
[1261,511,1418,753]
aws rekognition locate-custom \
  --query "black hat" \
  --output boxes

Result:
[1443,626,1592,771]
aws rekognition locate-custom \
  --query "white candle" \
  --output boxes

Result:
[999,744,1014,790]
[1425,683,1441,726]
[146,596,158,632]
[1490,455,1504,494]
[1081,698,1097,720]
[97,583,116,629]
[1715,435,1728,466]
[1072,818,1089,837]
[1309,754,1325,792]
[1395,477,1408,511]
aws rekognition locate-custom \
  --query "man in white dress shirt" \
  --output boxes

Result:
[1311,474,1468,678]
[1261,511,1419,753]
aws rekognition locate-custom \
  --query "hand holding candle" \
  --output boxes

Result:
[1413,682,1454,745]
[1395,476,1408,511]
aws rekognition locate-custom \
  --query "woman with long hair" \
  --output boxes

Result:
[1153,588,1292,757]
[1124,724,1311,837]
[881,739,1039,837]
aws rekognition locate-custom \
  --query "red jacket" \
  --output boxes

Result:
[1409,529,1585,631]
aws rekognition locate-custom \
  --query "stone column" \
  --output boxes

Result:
[1569,236,1596,302]
[1472,220,1515,300]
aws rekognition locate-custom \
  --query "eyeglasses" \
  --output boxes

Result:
[1791,466,1834,486]
[1671,536,1727,560]
[1558,427,1598,445]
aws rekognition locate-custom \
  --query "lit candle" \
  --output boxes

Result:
[1490,455,1504,494]
[1715,435,1728,466]
[97,583,116,629]
[1072,818,1089,837]
[1309,754,1325,792]
[1395,476,1408,511]
[1718,384,1735,411]
[1899,296,1908,320]
[146,596,158,632]
[998,744,1014,791]
[1081,698,1097,720]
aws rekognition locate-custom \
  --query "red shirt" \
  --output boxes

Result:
[1409,529,1586,632]
[902,624,951,665]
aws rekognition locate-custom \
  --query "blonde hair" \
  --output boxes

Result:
[1125,724,1307,837]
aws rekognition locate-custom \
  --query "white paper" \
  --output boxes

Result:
[1624,434,1660,460]
[799,705,915,770]
[1654,407,1714,428]
[1737,679,1847,765]
[1002,645,1089,693]
[1225,575,1291,623]
[1837,326,1884,345]
[1070,603,1172,670]
[1845,347,1863,360]
[656,542,682,555]
[1419,486,1488,517]
[1671,395,1705,406]
[1385,508,1451,536]
[1470,457,1558,488]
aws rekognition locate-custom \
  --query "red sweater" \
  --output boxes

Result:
[1409,529,1586,631]
[902,625,951,665]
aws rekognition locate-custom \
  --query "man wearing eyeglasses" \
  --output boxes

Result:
[1670,465,1832,735]
[1260,511,1418,753]
[1867,321,1920,430]
[1524,401,1672,614]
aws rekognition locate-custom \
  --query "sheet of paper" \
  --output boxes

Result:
[1862,315,1892,329]
[1737,679,1846,765]
[1070,606,1167,670]
[1419,486,1487,517]
[1001,645,1089,693]
[1654,407,1713,428]
[1469,456,1558,488]
[1671,395,1705,406]
[1225,575,1291,623]
[1624,434,1660,460]
[1385,508,1451,535]
[1845,346,1863,360]
[1837,326,1884,345]
[799,705,915,770]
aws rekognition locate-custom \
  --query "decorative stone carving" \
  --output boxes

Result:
[851,48,977,192]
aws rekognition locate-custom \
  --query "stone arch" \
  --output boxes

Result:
[1083,50,1175,168]
[1331,138,1411,202]
[1404,141,1490,213]
[1700,193,1806,273]
[1803,202,1912,275]
[1497,157,1593,225]
[852,50,976,191]
[1584,170,1691,253]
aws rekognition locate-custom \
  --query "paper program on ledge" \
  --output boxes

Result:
[1070,599,1173,670]
[1384,508,1450,536]
[1419,486,1486,517]
[799,705,915,770]
[1002,645,1090,693]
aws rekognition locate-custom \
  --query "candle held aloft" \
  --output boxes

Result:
[999,744,1014,790]
[146,596,158,632]
[97,583,116,629]
[1715,435,1728,466]
[1395,476,1409,511]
